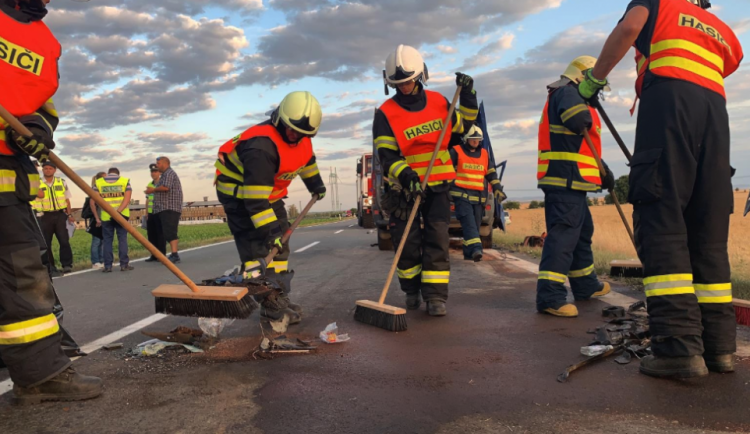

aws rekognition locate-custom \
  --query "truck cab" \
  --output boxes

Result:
[356,153,375,228]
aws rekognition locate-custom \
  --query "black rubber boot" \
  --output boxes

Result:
[405,293,421,310]
[427,300,447,317]
[279,293,303,315]
[472,251,483,262]
[260,306,301,324]
[13,367,102,406]
[704,354,735,373]
[639,355,709,379]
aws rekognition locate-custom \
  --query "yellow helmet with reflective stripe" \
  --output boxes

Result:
[272,91,322,136]
[561,56,598,84]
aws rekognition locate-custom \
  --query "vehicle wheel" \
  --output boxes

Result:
[378,228,393,251]
[363,212,375,229]
[358,214,363,227]
[481,234,493,249]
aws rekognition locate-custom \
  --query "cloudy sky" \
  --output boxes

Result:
[45,0,750,210]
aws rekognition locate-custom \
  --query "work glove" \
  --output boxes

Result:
[312,185,326,201]
[601,160,615,191]
[405,172,426,202]
[265,223,283,252]
[455,72,474,92]
[392,190,413,222]
[577,69,608,101]
[6,126,55,161]
[493,187,507,203]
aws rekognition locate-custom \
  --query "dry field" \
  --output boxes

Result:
[494,191,750,299]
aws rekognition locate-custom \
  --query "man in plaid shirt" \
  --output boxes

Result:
[146,157,183,263]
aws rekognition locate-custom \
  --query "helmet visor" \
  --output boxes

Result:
[283,116,317,136]
[388,65,417,82]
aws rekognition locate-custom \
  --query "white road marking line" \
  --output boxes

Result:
[348,225,355,228]
[0,313,168,397]
[295,241,320,253]
[335,230,344,234]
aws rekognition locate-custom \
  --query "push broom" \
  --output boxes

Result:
[354,85,462,332]
[594,101,750,326]
[0,104,254,319]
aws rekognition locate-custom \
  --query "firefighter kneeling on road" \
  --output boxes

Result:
[0,0,102,405]
[449,126,506,262]
[535,56,613,318]
[581,0,743,378]
[215,91,326,325]
[375,44,479,316]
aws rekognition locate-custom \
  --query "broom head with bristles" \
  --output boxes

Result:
[152,284,257,319]
[354,300,407,332]
[734,299,750,327]
[609,259,643,278]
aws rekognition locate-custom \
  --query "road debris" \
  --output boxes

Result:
[198,318,235,338]
[102,343,124,351]
[558,301,653,382]
[142,326,204,345]
[320,322,350,344]
[136,339,204,356]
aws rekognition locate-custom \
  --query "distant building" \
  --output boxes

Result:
[73,197,227,229]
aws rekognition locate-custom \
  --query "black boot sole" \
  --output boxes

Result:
[13,390,102,406]
[639,365,709,379]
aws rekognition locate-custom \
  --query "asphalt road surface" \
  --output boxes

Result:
[1,219,750,434]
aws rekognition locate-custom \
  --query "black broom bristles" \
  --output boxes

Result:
[155,294,258,319]
[354,305,407,332]
[610,265,644,278]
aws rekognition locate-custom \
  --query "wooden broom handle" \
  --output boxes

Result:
[0,103,201,293]
[378,86,462,305]
[582,129,637,252]
[591,100,632,163]
[263,194,319,265]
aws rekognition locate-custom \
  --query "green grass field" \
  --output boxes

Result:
[50,217,347,271]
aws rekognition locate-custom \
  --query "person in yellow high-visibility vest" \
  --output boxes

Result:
[91,168,133,273]
[32,161,74,274]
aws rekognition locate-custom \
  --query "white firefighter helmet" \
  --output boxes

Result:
[686,0,712,8]
[384,44,428,87]
[562,55,598,84]
[271,91,322,136]
[463,125,484,143]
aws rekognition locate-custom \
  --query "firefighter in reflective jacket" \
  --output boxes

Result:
[0,0,102,404]
[535,56,613,319]
[215,91,326,324]
[580,0,743,378]
[449,126,506,262]
[374,44,478,317]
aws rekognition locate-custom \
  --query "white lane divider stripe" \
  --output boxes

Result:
[335,230,344,234]
[348,225,355,228]
[0,313,167,397]
[295,241,320,253]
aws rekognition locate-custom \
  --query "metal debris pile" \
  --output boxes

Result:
[558,301,652,383]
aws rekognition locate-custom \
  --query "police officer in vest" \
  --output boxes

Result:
[215,91,326,325]
[535,56,614,319]
[580,0,743,378]
[375,44,478,316]
[0,0,102,404]
[92,168,134,273]
[145,163,166,262]
[449,126,506,262]
[33,160,74,274]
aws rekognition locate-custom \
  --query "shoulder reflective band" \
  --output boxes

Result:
[421,270,449,284]
[375,136,399,152]
[538,270,567,283]
[643,274,695,297]
[569,264,595,278]
[694,283,733,304]
[560,104,588,123]
[299,163,320,179]
[397,264,422,280]
[251,208,277,228]
[0,313,59,345]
